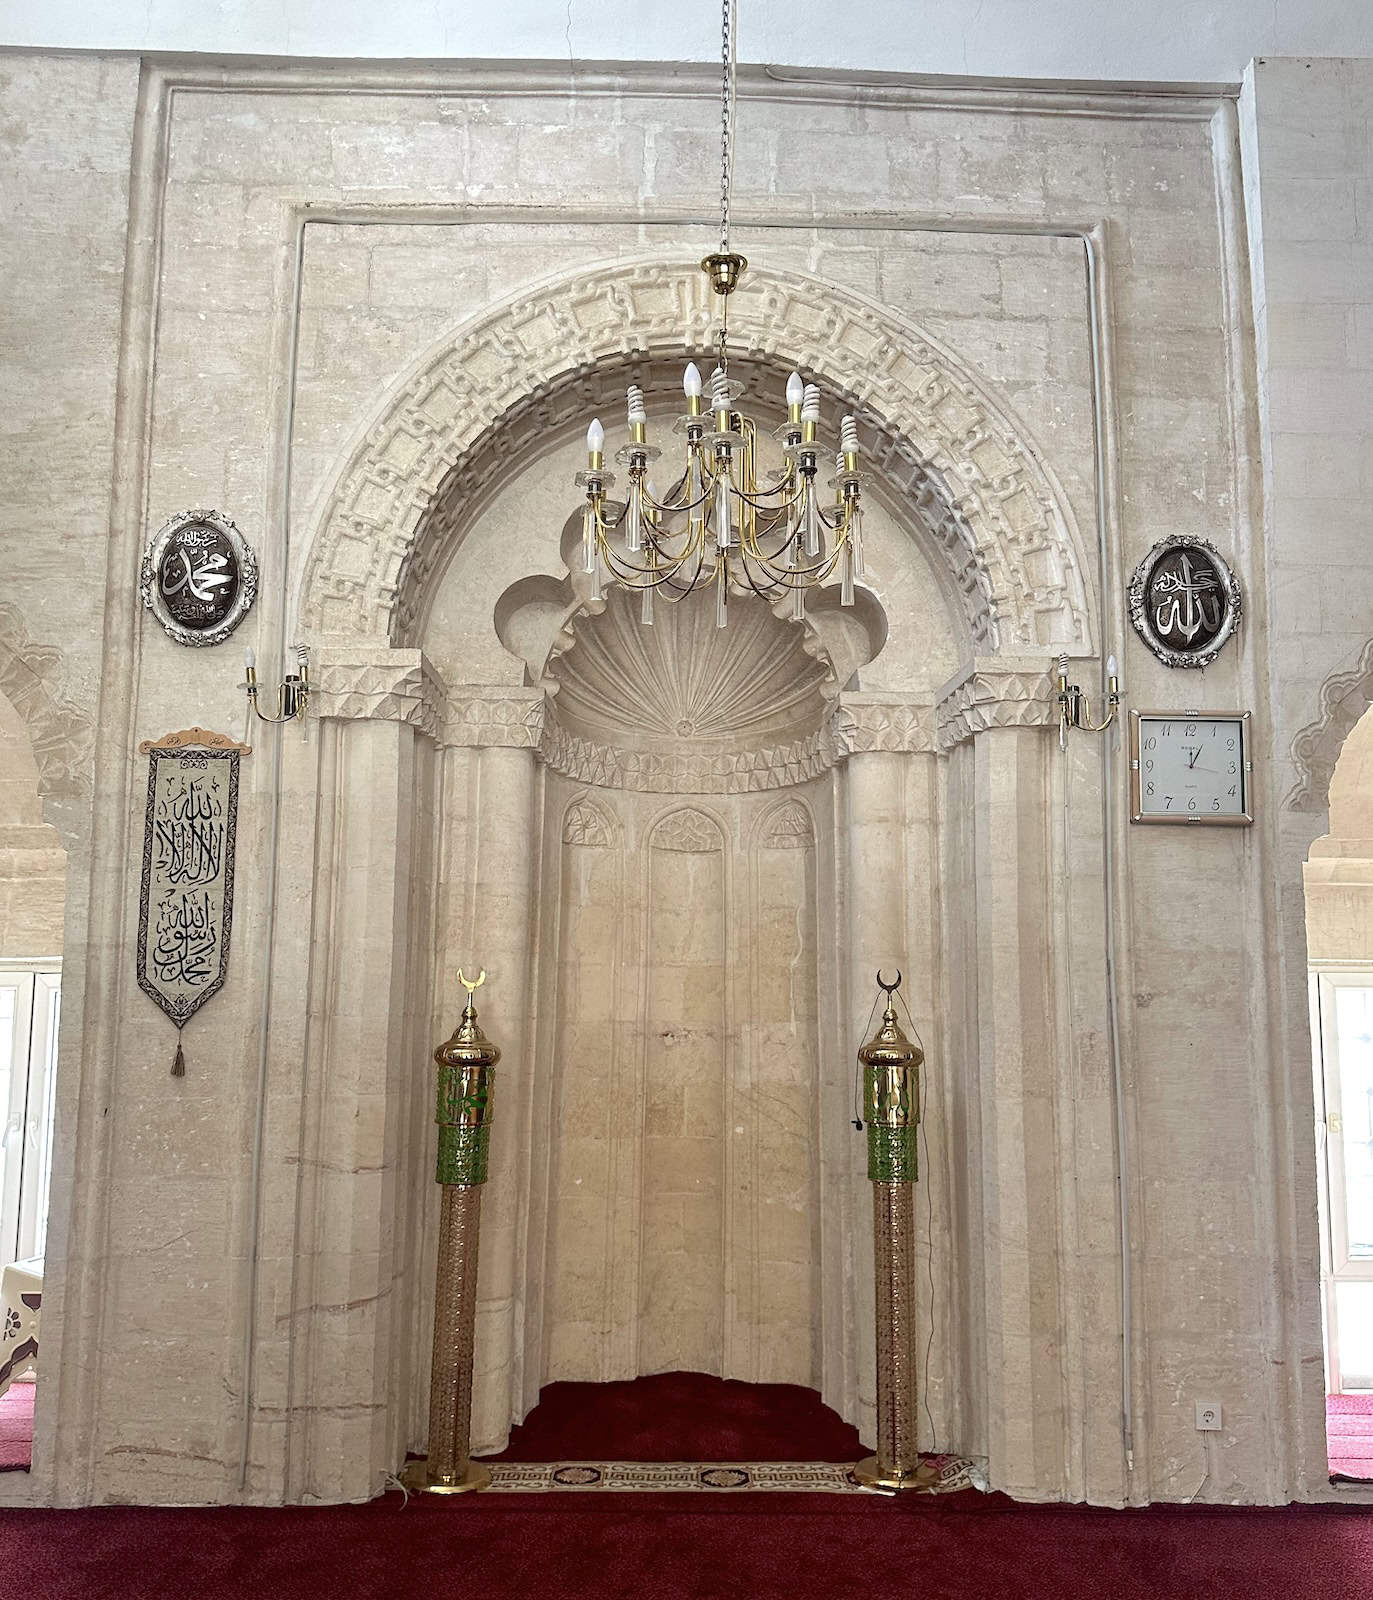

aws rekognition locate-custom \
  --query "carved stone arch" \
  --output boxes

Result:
[647,805,726,854]
[298,259,1093,656]
[0,603,94,842]
[1286,638,1373,814]
[755,796,817,850]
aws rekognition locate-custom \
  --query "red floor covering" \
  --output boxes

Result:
[1,1375,1372,1600]
[0,1380,34,1470]
[488,1370,864,1461]
[1328,1392,1373,1480]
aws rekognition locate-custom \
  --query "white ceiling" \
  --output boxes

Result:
[2,0,1372,84]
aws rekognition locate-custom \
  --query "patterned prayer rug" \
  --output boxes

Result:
[479,1453,981,1494]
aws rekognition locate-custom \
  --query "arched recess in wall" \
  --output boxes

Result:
[282,254,1099,1498]
[0,612,85,1463]
[1302,696,1373,1442]
[296,258,1095,662]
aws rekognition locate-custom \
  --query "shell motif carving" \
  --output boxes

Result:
[547,586,833,755]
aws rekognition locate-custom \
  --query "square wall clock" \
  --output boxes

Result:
[1129,710,1252,825]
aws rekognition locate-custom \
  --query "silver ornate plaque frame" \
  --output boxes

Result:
[1127,535,1241,670]
[140,507,258,647]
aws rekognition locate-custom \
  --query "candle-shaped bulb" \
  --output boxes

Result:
[786,371,805,407]
[586,418,605,455]
[627,385,647,426]
[683,362,703,399]
[1107,653,1118,679]
[710,366,731,412]
[841,414,859,454]
[801,384,821,425]
[243,646,256,670]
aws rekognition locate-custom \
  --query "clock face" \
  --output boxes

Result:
[1130,712,1252,825]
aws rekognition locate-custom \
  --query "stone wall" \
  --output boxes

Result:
[0,48,1367,1511]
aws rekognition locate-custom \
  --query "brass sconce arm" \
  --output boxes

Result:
[1056,652,1120,746]
[244,642,311,725]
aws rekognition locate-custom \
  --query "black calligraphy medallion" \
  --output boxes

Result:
[1127,536,1241,670]
[140,508,257,647]
[136,732,247,1075]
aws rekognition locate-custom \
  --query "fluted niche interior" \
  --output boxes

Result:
[537,588,828,1387]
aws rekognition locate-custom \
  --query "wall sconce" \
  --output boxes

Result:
[1057,652,1119,747]
[244,644,310,725]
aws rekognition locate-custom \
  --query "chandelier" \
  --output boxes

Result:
[574,0,865,630]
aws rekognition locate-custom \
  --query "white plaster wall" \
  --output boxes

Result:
[5,2,1373,84]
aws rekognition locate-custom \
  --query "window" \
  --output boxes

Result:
[0,965,60,1265]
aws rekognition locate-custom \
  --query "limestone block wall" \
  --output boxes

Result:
[0,46,1365,1512]
[1240,56,1373,1499]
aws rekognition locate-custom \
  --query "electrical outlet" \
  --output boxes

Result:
[1194,1399,1222,1431]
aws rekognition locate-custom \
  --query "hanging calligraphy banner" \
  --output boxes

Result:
[136,728,250,1076]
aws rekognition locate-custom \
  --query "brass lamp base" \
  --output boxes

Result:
[400,1457,492,1496]
[853,1454,941,1494]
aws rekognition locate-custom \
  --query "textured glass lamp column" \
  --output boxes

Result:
[402,984,501,1495]
[854,993,938,1492]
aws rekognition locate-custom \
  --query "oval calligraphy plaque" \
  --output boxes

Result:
[140,508,258,647]
[1127,536,1241,670]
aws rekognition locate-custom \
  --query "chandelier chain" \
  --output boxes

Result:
[720,0,734,254]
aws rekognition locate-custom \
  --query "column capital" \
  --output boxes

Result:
[444,686,545,750]
[312,645,444,738]
[936,656,1056,752]
[830,693,936,758]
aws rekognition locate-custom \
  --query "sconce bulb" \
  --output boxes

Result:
[786,371,805,407]
[1107,653,1118,678]
[243,646,255,670]
[801,384,821,424]
[683,362,702,399]
[586,418,605,453]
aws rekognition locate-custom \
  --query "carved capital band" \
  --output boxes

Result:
[444,689,545,750]
[312,649,444,740]
[936,658,1057,751]
[831,695,937,757]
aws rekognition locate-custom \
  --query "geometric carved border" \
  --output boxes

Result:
[298,260,1092,657]
[0,601,95,809]
[1285,636,1373,814]
[936,658,1057,750]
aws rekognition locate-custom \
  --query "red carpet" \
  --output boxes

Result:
[1,1377,1372,1599]
[3,1488,1373,1600]
[0,1379,34,1470]
[489,1371,863,1462]
[1328,1392,1373,1480]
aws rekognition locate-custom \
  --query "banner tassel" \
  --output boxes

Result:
[172,1036,186,1077]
